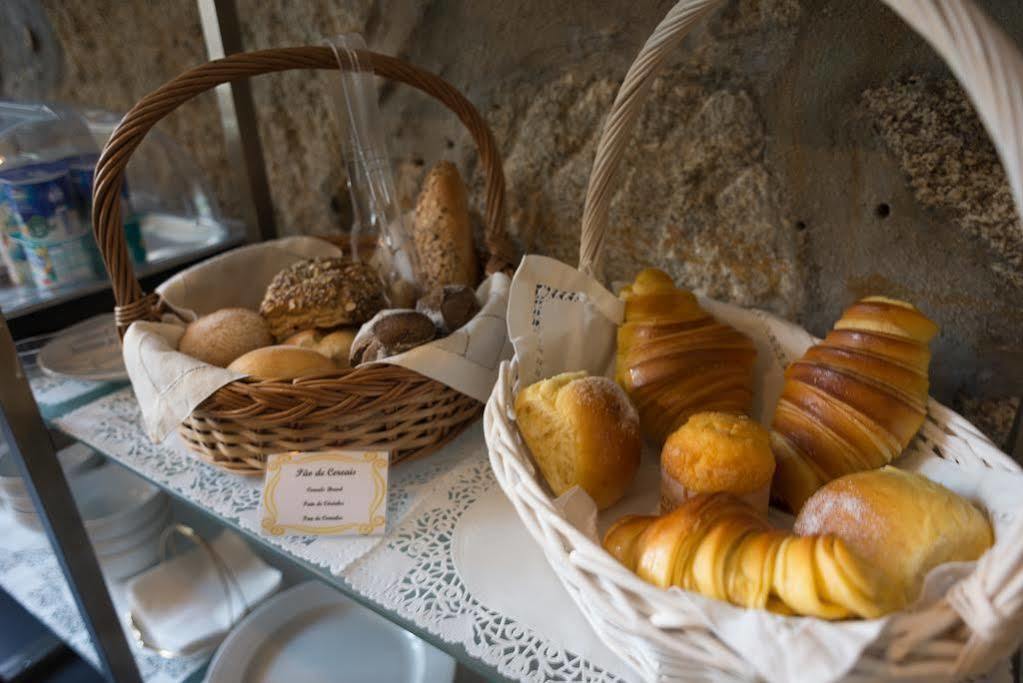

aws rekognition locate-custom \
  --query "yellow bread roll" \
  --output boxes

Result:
[514,371,641,510]
[616,269,756,444]
[794,467,993,606]
[603,493,898,619]
[660,412,775,514]
[178,307,273,367]
[771,296,938,512]
[227,345,337,380]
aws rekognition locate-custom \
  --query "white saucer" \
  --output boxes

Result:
[205,581,455,683]
[38,313,127,382]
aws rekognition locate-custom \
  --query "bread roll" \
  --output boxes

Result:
[794,466,993,605]
[283,328,358,367]
[260,257,387,341]
[514,371,641,509]
[349,310,437,365]
[661,412,774,514]
[415,284,480,334]
[227,345,337,380]
[178,308,273,367]
[616,269,756,444]
[604,493,899,619]
[771,297,938,512]
[412,161,478,289]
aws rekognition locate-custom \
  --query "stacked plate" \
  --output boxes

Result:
[0,448,169,580]
[0,442,101,530]
[73,464,171,580]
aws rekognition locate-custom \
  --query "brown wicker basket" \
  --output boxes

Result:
[91,46,516,474]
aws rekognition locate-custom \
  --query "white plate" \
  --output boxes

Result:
[93,498,170,556]
[205,581,456,683]
[38,313,127,382]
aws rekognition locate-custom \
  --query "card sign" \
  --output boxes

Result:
[260,450,388,537]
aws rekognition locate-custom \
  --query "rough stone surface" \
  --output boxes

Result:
[864,77,1023,290]
[955,394,1020,451]
[5,0,1023,426]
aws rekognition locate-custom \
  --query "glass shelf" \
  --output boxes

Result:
[0,214,245,320]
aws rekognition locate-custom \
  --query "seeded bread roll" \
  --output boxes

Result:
[260,258,387,341]
[514,371,641,510]
[660,412,774,514]
[227,345,337,380]
[415,284,480,334]
[349,310,437,365]
[794,467,993,606]
[178,308,273,367]
[412,161,478,289]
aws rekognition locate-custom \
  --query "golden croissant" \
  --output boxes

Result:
[603,493,900,619]
[616,269,756,444]
[771,296,938,512]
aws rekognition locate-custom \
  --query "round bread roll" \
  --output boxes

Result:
[227,345,337,380]
[514,371,641,510]
[260,257,387,341]
[660,412,774,514]
[178,308,273,368]
[794,466,993,605]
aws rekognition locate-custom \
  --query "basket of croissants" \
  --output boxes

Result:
[91,46,515,473]
[485,2,1023,681]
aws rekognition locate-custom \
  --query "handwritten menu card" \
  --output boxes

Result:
[261,451,388,536]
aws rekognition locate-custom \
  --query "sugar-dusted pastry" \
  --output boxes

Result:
[178,307,273,367]
[514,371,641,510]
[771,296,938,512]
[660,412,774,514]
[795,467,993,605]
[412,161,478,289]
[260,257,387,342]
[616,269,756,444]
[348,310,437,365]
[604,493,899,619]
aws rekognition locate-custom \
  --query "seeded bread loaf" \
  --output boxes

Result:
[412,161,478,289]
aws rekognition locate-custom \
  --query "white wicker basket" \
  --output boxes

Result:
[484,1,1023,681]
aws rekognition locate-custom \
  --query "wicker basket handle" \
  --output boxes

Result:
[92,46,515,332]
[578,0,1023,284]
[578,0,1023,666]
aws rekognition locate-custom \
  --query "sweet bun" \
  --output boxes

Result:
[227,345,337,380]
[794,466,993,606]
[178,307,273,367]
[514,371,641,510]
[260,257,387,341]
[660,412,774,514]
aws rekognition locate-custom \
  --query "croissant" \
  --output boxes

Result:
[771,296,938,512]
[616,269,757,443]
[603,493,900,619]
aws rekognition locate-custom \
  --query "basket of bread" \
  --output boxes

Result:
[91,46,516,473]
[485,2,1023,681]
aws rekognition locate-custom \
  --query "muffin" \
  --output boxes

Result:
[660,412,774,514]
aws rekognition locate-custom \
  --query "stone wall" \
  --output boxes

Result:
[3,0,1021,445]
